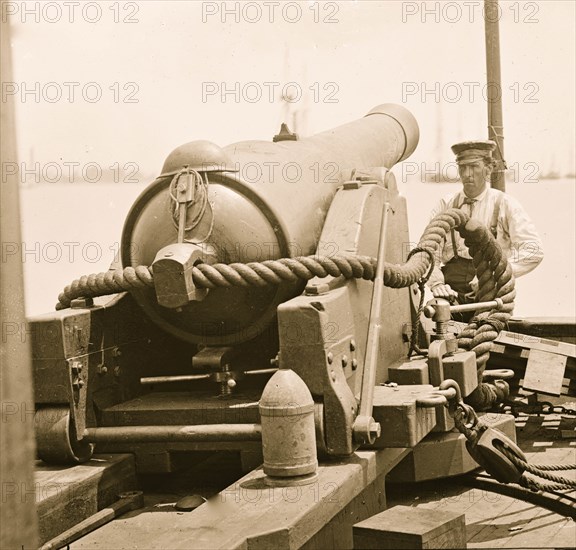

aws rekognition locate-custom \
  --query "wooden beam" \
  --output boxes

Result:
[496,331,576,359]
[36,454,137,545]
[72,448,409,549]
[389,413,516,482]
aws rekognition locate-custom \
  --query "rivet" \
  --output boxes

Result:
[327,352,333,364]
[350,340,356,351]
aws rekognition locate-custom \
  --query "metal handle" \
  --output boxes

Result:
[448,298,504,314]
[424,297,503,319]
[40,491,144,550]
[352,202,390,445]
[141,373,210,384]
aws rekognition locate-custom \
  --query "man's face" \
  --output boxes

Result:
[458,160,490,198]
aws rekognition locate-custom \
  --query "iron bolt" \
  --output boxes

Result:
[70,361,82,373]
[327,352,333,364]
[342,355,348,367]
[350,340,356,351]
[369,422,381,439]
[351,359,358,371]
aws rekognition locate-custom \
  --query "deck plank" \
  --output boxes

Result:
[36,454,137,545]
[387,411,576,549]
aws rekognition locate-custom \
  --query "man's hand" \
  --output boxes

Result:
[469,277,479,293]
[431,283,458,300]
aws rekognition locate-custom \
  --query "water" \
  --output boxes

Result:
[20,182,145,317]
[19,178,575,319]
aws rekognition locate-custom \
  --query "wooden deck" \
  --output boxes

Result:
[386,410,576,548]
[37,409,575,549]
[69,448,409,549]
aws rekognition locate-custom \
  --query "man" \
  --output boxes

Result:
[428,140,543,305]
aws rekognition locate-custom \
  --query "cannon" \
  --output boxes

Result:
[31,103,453,473]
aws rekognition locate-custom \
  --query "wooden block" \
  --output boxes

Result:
[523,349,567,396]
[442,351,478,397]
[388,358,429,385]
[353,505,466,549]
[389,413,516,482]
[370,385,437,448]
[102,392,261,426]
[302,470,388,550]
[35,453,137,545]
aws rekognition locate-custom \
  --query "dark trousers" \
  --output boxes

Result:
[441,257,476,322]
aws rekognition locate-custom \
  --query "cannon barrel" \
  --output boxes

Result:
[121,104,419,345]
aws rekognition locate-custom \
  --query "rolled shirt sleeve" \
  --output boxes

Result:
[498,195,544,278]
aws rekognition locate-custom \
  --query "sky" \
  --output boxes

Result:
[5,0,576,180]
[3,0,575,318]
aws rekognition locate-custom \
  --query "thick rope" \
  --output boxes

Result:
[55,251,430,310]
[55,208,515,408]
[57,209,467,307]
[55,211,515,409]
[496,442,576,488]
[406,247,436,357]
[519,476,576,493]
[56,266,155,310]
[413,210,516,409]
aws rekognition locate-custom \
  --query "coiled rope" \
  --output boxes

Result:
[55,208,515,408]
[57,208,472,307]
[406,246,436,357]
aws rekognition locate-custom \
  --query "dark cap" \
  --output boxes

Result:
[451,140,496,165]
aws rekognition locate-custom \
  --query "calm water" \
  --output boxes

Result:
[19,178,575,319]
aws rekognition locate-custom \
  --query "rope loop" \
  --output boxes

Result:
[54,207,515,409]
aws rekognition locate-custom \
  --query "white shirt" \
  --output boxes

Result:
[427,187,544,289]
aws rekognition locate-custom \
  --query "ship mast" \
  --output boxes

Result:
[484,0,506,191]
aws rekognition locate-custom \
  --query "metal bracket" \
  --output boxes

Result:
[352,202,390,446]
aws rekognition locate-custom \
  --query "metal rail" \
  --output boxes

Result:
[84,424,262,443]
